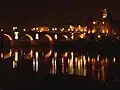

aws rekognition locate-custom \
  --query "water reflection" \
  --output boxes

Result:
[13,51,19,68]
[0,48,118,82]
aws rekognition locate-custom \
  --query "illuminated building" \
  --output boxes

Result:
[32,27,49,32]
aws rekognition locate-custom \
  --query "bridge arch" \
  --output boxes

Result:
[45,34,53,42]
[62,35,69,40]
[4,34,13,41]
[25,34,34,41]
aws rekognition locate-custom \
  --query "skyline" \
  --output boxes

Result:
[0,0,120,29]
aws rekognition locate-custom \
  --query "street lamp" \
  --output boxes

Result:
[1,29,3,32]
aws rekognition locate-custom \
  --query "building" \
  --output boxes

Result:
[31,26,49,32]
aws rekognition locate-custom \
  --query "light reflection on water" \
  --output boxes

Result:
[0,48,118,82]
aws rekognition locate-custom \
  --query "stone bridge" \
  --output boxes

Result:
[0,31,83,47]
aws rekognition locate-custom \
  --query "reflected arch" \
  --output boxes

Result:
[62,35,69,40]
[45,49,52,58]
[3,49,12,59]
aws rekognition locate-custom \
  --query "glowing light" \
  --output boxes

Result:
[36,28,39,30]
[101,65,105,81]
[13,27,17,30]
[102,22,104,24]
[88,30,91,33]
[15,51,18,62]
[93,21,96,24]
[25,34,33,41]
[62,57,64,73]
[13,61,17,68]
[80,29,83,32]
[113,57,116,63]
[92,29,96,33]
[23,29,26,31]
[61,28,64,32]
[51,58,57,74]
[102,29,105,33]
[35,52,39,60]
[54,34,57,39]
[80,34,85,39]
[63,52,68,57]
[78,25,82,31]
[97,54,100,62]
[54,52,57,58]
[68,29,70,31]
[106,29,108,33]
[35,33,39,40]
[114,32,116,35]
[45,34,52,42]
[45,49,52,58]
[4,49,12,59]
[98,35,101,39]
[71,33,74,39]
[4,34,12,41]
[1,29,3,31]
[70,25,74,31]
[52,28,54,31]
[14,32,19,40]
[1,53,3,58]
[30,50,33,58]
[102,9,107,19]
[63,35,69,40]
[54,28,57,30]
[33,28,35,30]
[84,29,87,32]
[33,58,35,71]
[68,53,74,75]
[35,52,39,72]
[88,56,90,63]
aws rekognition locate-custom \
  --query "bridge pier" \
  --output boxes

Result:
[11,40,15,46]
[31,40,37,46]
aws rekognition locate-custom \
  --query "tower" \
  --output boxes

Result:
[101,9,112,35]
[102,9,107,19]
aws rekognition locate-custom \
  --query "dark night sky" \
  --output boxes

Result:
[0,0,120,29]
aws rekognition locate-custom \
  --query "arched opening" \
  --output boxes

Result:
[20,34,34,47]
[4,34,13,41]
[45,34,53,42]
[59,35,69,41]
[2,34,13,49]
[20,34,33,41]
[25,34,34,41]
[63,35,69,40]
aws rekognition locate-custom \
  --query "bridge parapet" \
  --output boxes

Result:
[0,31,85,46]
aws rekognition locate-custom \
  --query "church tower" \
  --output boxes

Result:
[102,9,107,19]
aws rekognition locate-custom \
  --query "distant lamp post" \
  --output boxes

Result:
[93,21,96,25]
[36,28,39,31]
[1,29,3,32]
[102,22,105,24]
[23,29,26,31]
[98,35,101,39]
[35,33,39,40]
[52,28,54,31]
[14,32,19,40]
[13,27,17,31]
[54,28,57,31]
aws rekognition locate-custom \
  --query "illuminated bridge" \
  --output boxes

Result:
[0,30,91,47]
